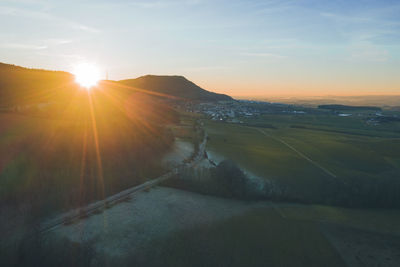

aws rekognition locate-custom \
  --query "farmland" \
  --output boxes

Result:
[137,206,345,267]
[204,113,400,205]
[48,187,400,267]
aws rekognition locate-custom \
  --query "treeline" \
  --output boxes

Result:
[318,104,381,111]
[0,62,75,107]
[367,116,400,123]
[240,122,276,129]
[0,73,185,267]
[0,92,178,212]
[163,160,400,209]
[0,82,180,261]
[164,160,269,200]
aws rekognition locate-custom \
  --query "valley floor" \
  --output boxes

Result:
[53,187,268,260]
[52,186,400,267]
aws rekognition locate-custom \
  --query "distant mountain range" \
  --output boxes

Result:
[0,62,232,106]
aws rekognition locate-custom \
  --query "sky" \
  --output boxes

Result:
[1,0,399,97]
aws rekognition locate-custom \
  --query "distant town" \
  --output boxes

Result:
[174,100,399,126]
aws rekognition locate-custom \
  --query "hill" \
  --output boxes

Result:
[0,62,76,106]
[0,63,232,105]
[118,75,232,102]
[0,63,181,231]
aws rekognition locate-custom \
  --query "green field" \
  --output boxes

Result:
[243,113,400,138]
[205,115,400,203]
[131,202,400,267]
[131,206,345,267]
[279,204,400,236]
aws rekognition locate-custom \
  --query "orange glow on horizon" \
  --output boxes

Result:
[196,80,400,98]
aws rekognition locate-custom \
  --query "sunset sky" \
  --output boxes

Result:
[1,0,399,97]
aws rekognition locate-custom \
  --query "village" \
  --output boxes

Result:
[173,99,400,127]
[177,100,309,122]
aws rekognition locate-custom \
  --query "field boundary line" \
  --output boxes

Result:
[251,127,337,178]
[271,204,287,219]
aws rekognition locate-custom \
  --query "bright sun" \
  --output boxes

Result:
[73,63,101,89]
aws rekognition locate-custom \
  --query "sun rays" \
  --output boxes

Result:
[73,63,101,89]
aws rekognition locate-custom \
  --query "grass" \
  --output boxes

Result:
[279,204,400,236]
[0,91,176,219]
[206,118,400,178]
[273,128,400,178]
[133,207,345,267]
[205,116,400,201]
[205,121,332,200]
[244,113,400,138]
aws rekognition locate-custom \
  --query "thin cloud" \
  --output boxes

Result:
[1,43,48,50]
[252,0,297,14]
[70,23,101,33]
[185,65,232,72]
[0,5,101,33]
[320,12,371,23]
[349,43,389,62]
[35,52,84,61]
[101,0,202,9]
[1,38,74,51]
[241,52,287,59]
[44,38,73,45]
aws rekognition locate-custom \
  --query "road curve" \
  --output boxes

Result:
[40,131,208,233]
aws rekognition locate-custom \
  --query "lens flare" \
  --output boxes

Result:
[73,63,101,89]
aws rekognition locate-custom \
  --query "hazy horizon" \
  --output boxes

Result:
[2,2,400,265]
[1,0,399,97]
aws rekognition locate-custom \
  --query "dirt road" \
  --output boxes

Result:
[253,127,337,178]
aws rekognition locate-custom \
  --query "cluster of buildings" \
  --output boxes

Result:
[175,99,399,127]
[178,100,308,122]
[194,101,258,122]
